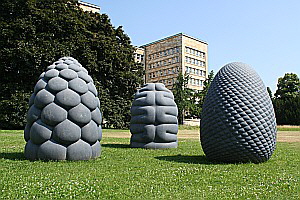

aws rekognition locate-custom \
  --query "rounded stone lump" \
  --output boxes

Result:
[24,57,102,161]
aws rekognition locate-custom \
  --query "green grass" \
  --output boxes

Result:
[277,127,300,131]
[177,125,300,131]
[0,130,299,199]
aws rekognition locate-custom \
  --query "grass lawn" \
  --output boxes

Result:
[0,130,299,199]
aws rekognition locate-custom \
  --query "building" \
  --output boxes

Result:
[141,33,208,91]
[133,47,145,65]
[78,1,100,13]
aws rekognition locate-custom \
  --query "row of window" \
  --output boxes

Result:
[189,78,204,86]
[148,47,180,60]
[155,78,177,86]
[185,56,206,67]
[185,46,206,58]
[148,57,180,69]
[148,67,180,79]
[186,67,206,77]
[134,53,144,61]
[152,77,204,87]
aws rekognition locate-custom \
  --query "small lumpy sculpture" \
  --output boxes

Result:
[200,62,277,163]
[24,57,102,161]
[130,83,178,149]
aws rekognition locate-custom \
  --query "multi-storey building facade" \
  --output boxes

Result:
[141,33,208,91]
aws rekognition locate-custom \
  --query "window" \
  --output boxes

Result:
[164,70,167,76]
[191,49,194,55]
[200,80,203,86]
[186,66,189,73]
[176,47,180,53]
[196,79,199,85]
[203,71,206,77]
[164,61,166,66]
[173,48,176,54]
[196,69,199,75]
[160,52,163,57]
[176,57,179,62]
[195,60,198,65]
[191,58,195,65]
[191,68,195,74]
[164,51,167,56]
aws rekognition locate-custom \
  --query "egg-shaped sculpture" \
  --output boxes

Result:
[200,62,277,163]
[130,83,178,149]
[24,57,102,161]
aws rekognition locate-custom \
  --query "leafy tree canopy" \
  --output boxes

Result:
[0,0,143,129]
[274,73,300,99]
[273,73,300,125]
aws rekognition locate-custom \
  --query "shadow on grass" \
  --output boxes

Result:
[0,152,26,161]
[155,154,230,165]
[102,143,130,148]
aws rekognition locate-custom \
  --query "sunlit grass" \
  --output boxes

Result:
[0,131,299,199]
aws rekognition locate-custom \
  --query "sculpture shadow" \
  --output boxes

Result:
[101,143,131,149]
[0,152,26,161]
[155,154,230,165]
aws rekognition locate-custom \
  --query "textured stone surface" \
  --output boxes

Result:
[24,57,102,161]
[200,62,277,163]
[130,83,178,149]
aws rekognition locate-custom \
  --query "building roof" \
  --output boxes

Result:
[140,32,208,48]
[78,1,100,10]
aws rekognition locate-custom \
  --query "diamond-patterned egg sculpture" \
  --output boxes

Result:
[24,57,102,161]
[200,62,277,163]
[130,83,178,149]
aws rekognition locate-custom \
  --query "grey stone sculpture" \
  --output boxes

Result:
[24,57,102,161]
[200,62,277,163]
[130,83,178,149]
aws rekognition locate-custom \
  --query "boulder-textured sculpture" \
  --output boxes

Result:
[24,57,102,161]
[200,62,277,163]
[130,83,178,149]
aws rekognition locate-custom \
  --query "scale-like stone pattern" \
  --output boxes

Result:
[130,83,178,149]
[200,62,277,163]
[24,57,102,161]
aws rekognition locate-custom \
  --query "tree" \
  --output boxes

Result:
[0,0,143,129]
[274,73,300,98]
[267,87,273,99]
[172,70,215,123]
[273,73,300,125]
[198,70,214,111]
[172,73,193,124]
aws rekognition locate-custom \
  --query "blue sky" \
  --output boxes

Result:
[89,0,299,92]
